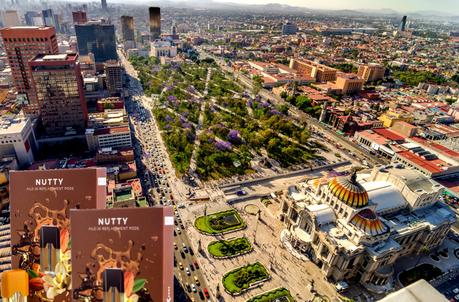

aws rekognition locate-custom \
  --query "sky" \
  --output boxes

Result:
[209,0,459,13]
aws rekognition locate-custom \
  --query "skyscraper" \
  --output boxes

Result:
[75,21,117,63]
[42,9,55,27]
[101,0,107,10]
[400,16,407,32]
[30,53,88,136]
[72,11,87,25]
[0,26,58,114]
[149,7,161,40]
[120,15,135,41]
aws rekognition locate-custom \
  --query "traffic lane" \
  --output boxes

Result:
[174,233,204,299]
[173,217,208,300]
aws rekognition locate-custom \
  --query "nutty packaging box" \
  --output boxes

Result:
[70,207,174,302]
[9,168,107,301]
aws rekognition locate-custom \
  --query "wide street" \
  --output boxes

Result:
[119,50,213,301]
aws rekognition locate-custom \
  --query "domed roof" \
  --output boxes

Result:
[350,209,387,236]
[328,173,369,208]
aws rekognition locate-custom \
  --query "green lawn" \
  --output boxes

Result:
[208,237,252,258]
[246,287,294,302]
[222,262,269,294]
[194,209,245,234]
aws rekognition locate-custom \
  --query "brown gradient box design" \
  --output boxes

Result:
[9,168,107,301]
[70,207,174,302]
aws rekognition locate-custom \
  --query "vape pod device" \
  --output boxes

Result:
[1,269,28,302]
[103,268,125,302]
[39,226,60,275]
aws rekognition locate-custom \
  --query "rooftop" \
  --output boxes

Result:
[0,114,28,135]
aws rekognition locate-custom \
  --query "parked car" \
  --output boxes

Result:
[236,190,247,196]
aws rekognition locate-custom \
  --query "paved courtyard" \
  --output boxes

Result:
[180,198,340,302]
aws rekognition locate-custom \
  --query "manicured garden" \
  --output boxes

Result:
[246,287,294,302]
[222,262,270,294]
[208,237,252,258]
[398,263,442,286]
[194,209,245,234]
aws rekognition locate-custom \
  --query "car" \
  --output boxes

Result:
[194,276,200,286]
[185,283,191,292]
[178,262,184,270]
[178,203,186,208]
[455,294,459,301]
[198,290,205,300]
[189,248,195,256]
[454,288,459,294]
[203,288,209,298]
[185,267,191,276]
[193,261,199,269]
[176,227,181,235]
[173,242,177,250]
[236,190,247,196]
[191,284,197,292]
[174,229,177,236]
[183,246,188,253]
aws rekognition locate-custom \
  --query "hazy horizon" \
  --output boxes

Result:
[211,0,459,13]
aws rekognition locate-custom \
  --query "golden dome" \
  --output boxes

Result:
[328,173,369,208]
[350,209,387,236]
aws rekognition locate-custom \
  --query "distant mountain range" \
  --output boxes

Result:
[112,0,459,21]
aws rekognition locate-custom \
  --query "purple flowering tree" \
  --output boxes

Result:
[228,129,242,144]
[214,140,232,151]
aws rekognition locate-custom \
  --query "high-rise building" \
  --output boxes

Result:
[120,15,135,41]
[400,16,407,31]
[104,60,123,96]
[357,63,385,83]
[282,20,297,35]
[0,26,58,114]
[171,22,177,35]
[72,11,87,25]
[101,0,107,10]
[75,21,117,63]
[1,10,20,27]
[42,9,55,27]
[149,7,161,40]
[30,53,88,136]
[24,11,41,26]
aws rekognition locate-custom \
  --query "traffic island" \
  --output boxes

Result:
[194,209,246,235]
[246,287,294,302]
[208,237,253,258]
[222,262,270,295]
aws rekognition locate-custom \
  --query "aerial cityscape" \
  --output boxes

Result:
[0,0,458,302]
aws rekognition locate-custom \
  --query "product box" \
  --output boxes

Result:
[9,168,107,301]
[70,207,174,302]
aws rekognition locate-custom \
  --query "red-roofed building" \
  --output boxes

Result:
[372,128,405,143]
[354,129,404,158]
[409,137,459,165]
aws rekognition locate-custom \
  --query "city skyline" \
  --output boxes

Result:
[62,0,459,14]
